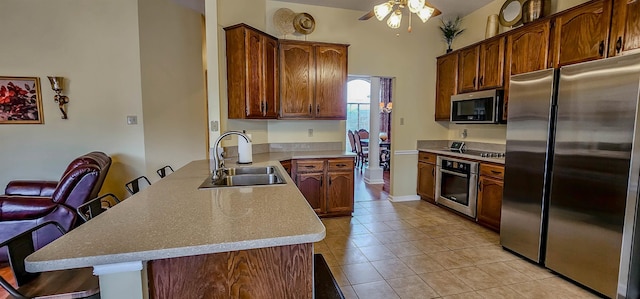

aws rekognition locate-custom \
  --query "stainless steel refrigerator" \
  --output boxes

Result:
[501,53,640,298]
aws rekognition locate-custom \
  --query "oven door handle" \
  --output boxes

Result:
[439,169,468,178]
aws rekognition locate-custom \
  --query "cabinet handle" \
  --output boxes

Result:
[265,101,268,113]
[329,177,332,185]
[304,165,315,169]
[317,104,320,114]
[261,101,265,114]
[479,181,483,191]
[598,40,605,57]
[309,104,312,114]
[432,168,435,176]
[336,164,347,167]
[616,36,622,53]
[491,170,502,174]
[473,76,476,87]
[320,176,323,186]
[479,76,483,87]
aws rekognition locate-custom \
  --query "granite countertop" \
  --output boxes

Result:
[25,151,355,272]
[418,148,505,165]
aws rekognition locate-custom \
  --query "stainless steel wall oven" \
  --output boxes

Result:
[435,156,479,218]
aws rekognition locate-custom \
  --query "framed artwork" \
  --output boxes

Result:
[0,76,44,124]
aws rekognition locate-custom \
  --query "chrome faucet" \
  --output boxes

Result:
[212,130,251,180]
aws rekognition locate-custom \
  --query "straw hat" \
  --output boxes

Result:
[273,8,296,36]
[293,13,315,35]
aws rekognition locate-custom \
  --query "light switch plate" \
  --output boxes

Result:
[127,115,137,125]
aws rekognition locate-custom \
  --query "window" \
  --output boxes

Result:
[347,79,370,133]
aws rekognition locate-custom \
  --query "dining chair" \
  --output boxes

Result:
[353,133,368,168]
[76,193,121,222]
[156,165,175,178]
[0,221,99,299]
[125,176,151,195]
[347,130,357,153]
[357,129,369,139]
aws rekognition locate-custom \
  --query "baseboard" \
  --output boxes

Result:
[363,177,385,184]
[387,195,420,202]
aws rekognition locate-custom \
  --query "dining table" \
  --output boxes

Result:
[360,138,391,149]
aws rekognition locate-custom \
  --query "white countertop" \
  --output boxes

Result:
[25,151,354,272]
[418,148,505,165]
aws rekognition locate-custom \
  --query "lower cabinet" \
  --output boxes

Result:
[293,158,354,217]
[477,163,505,232]
[417,152,437,203]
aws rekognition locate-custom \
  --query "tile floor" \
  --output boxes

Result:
[315,199,603,299]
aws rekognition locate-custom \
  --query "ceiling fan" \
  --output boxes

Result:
[359,0,442,32]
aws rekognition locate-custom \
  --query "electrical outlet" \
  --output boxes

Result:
[127,115,137,125]
[400,118,404,125]
[210,121,219,132]
[308,129,314,137]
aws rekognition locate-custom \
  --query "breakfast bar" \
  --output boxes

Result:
[24,154,335,298]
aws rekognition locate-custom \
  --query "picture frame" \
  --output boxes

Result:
[0,76,44,124]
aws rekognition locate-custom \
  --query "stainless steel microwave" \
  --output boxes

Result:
[450,89,504,124]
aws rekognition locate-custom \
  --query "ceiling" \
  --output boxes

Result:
[275,0,495,18]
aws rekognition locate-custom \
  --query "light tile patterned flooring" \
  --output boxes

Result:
[315,199,603,299]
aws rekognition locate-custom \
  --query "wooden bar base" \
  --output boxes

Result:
[148,243,313,299]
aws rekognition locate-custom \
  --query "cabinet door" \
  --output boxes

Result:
[435,53,458,121]
[479,36,505,90]
[477,176,504,232]
[552,0,612,67]
[505,20,551,121]
[246,30,265,118]
[458,46,480,93]
[296,172,325,214]
[326,172,354,214]
[609,0,640,56]
[263,36,279,118]
[315,45,348,119]
[280,42,314,119]
[417,162,436,203]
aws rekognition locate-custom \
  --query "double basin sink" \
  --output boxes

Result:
[199,166,286,189]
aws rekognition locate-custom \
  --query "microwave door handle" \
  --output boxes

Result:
[440,169,468,178]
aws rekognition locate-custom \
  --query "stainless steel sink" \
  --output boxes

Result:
[223,166,278,175]
[199,167,286,189]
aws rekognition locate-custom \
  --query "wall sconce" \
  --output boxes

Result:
[47,76,69,119]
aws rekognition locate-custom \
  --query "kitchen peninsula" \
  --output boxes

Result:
[24,151,353,298]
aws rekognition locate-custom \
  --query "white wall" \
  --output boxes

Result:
[0,0,206,199]
[138,0,208,181]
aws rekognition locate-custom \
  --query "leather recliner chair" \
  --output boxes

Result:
[0,151,111,262]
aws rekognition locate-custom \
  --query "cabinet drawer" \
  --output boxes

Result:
[418,152,437,164]
[328,159,354,172]
[295,160,325,172]
[480,163,504,180]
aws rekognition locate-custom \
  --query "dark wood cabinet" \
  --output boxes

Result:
[435,53,458,121]
[293,158,354,217]
[280,159,292,177]
[609,0,640,57]
[458,46,480,93]
[551,0,612,67]
[417,152,437,203]
[480,37,505,89]
[279,40,348,120]
[477,164,504,232]
[458,37,505,93]
[224,24,279,119]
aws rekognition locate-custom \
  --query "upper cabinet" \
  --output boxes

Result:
[225,24,279,119]
[435,53,458,121]
[551,0,613,67]
[505,20,552,77]
[280,40,348,120]
[609,0,640,56]
[458,36,505,93]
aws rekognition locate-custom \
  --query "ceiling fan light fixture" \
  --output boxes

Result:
[387,9,403,29]
[417,5,435,23]
[374,2,393,21]
[407,0,425,13]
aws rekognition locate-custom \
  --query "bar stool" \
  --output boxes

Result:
[125,176,151,195]
[76,193,121,222]
[0,221,100,299]
[156,165,174,178]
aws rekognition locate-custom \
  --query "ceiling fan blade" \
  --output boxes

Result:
[359,10,375,21]
[425,1,442,18]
